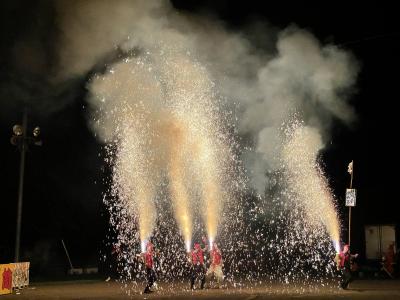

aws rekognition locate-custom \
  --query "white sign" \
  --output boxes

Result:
[346,188,357,207]
[11,262,30,288]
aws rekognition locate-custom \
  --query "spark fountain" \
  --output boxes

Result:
[282,119,341,253]
[91,55,343,289]
[89,49,233,285]
[246,118,343,285]
[165,118,193,252]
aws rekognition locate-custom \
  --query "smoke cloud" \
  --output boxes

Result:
[50,1,359,196]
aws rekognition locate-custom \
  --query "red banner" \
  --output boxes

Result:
[0,264,13,295]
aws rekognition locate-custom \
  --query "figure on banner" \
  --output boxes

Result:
[1,267,12,291]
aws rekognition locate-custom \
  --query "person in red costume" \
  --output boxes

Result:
[381,242,395,278]
[338,244,358,289]
[139,242,158,294]
[206,241,223,288]
[188,237,208,290]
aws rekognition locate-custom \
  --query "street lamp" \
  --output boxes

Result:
[10,109,42,262]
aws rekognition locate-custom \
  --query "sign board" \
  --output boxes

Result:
[346,188,357,207]
[11,262,30,288]
[0,264,13,295]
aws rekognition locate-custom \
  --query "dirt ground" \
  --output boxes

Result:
[2,279,400,299]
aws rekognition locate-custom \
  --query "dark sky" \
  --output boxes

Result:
[1,0,399,270]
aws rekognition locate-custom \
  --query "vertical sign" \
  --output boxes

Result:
[346,188,357,207]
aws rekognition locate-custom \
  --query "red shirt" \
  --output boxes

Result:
[385,245,395,273]
[144,252,153,268]
[192,249,204,265]
[211,248,222,266]
[339,251,350,268]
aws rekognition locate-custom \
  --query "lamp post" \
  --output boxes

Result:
[10,109,42,262]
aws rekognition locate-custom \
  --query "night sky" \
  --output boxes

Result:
[1,0,399,276]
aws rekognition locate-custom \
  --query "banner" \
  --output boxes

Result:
[345,188,356,207]
[10,262,30,288]
[0,264,13,295]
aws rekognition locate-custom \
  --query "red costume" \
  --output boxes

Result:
[384,244,395,275]
[143,242,157,294]
[144,243,154,268]
[192,243,205,265]
[210,247,222,266]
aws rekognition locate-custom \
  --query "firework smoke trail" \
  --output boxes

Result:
[160,53,232,247]
[248,117,341,285]
[202,172,221,245]
[196,138,224,245]
[164,118,193,251]
[116,142,156,249]
[89,57,164,255]
[282,120,340,251]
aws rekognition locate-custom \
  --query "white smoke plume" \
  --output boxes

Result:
[55,0,358,194]
[54,0,170,79]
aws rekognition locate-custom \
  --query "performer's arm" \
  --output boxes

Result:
[351,253,359,259]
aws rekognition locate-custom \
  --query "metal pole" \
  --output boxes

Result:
[348,161,354,247]
[348,207,351,247]
[61,239,74,269]
[15,109,28,262]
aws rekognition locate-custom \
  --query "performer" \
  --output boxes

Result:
[138,242,158,294]
[105,244,121,282]
[338,244,358,289]
[206,241,224,288]
[189,237,208,290]
[381,242,395,278]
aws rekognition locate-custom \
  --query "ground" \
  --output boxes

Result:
[2,279,400,299]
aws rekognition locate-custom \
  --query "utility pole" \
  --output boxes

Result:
[14,110,27,262]
[11,109,41,262]
[347,160,354,247]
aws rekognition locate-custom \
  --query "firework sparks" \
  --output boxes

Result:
[88,39,344,292]
[90,49,234,287]
[165,118,193,249]
[282,120,340,247]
